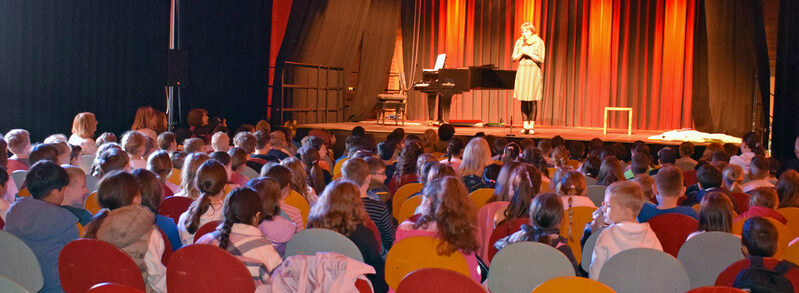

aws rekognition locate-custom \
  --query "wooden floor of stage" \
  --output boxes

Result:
[297,120,691,146]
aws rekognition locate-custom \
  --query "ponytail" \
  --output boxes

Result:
[186,193,212,234]
[185,160,227,234]
[83,209,110,238]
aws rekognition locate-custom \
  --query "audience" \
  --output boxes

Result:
[730,131,764,172]
[147,150,178,197]
[742,155,775,193]
[637,166,698,222]
[68,112,98,155]
[687,191,736,240]
[777,170,799,208]
[735,188,787,224]
[722,164,745,194]
[211,131,230,152]
[177,160,228,245]
[559,170,595,208]
[263,165,305,232]
[5,129,32,171]
[60,166,93,226]
[675,141,698,171]
[459,137,493,192]
[280,157,318,205]
[131,168,182,251]
[247,177,295,257]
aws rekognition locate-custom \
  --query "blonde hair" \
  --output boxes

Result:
[520,22,537,34]
[722,164,744,193]
[211,132,230,152]
[71,112,97,139]
[606,181,645,216]
[121,131,147,157]
[180,152,210,199]
[131,106,156,130]
[459,137,492,176]
[307,180,368,236]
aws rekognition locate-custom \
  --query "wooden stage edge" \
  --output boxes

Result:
[297,120,699,146]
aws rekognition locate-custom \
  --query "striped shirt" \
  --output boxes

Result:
[362,196,395,250]
[197,223,283,286]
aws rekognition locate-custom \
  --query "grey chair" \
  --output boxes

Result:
[598,248,690,293]
[10,170,27,191]
[0,230,43,293]
[0,276,28,293]
[285,228,364,262]
[586,185,607,207]
[488,242,576,293]
[79,155,95,174]
[238,165,259,180]
[677,231,745,289]
[581,227,604,273]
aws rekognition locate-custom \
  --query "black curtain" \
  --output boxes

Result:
[182,0,271,130]
[772,0,799,162]
[0,1,170,142]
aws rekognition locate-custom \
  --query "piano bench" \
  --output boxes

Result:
[603,107,633,135]
[376,96,407,126]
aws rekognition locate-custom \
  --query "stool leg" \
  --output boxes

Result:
[628,110,632,135]
[603,108,608,135]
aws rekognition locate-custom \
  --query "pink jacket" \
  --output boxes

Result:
[265,252,375,293]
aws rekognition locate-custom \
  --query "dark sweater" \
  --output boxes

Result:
[348,224,387,293]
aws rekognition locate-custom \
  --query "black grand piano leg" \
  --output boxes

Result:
[427,93,438,123]
[439,94,452,123]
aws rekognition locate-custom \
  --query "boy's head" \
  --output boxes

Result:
[697,163,722,189]
[750,187,779,209]
[121,131,147,158]
[61,165,89,207]
[341,158,370,188]
[657,147,678,165]
[264,164,292,197]
[654,165,685,198]
[183,138,205,154]
[98,148,131,175]
[437,124,455,141]
[630,152,651,175]
[228,147,248,172]
[5,129,31,157]
[26,161,69,203]
[750,155,770,180]
[211,132,230,152]
[157,132,177,151]
[742,217,778,257]
[253,130,269,152]
[603,181,645,224]
[679,142,695,158]
[234,131,257,154]
[365,157,387,183]
[377,141,397,161]
[29,143,60,165]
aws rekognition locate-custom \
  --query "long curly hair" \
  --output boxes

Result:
[281,157,312,203]
[307,180,368,236]
[184,160,227,234]
[218,187,262,250]
[298,146,326,195]
[395,141,424,177]
[415,176,478,255]
[180,152,210,199]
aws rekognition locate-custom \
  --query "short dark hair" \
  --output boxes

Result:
[742,217,778,257]
[631,152,651,175]
[26,161,69,199]
[351,126,366,137]
[551,136,565,148]
[30,143,59,165]
[438,124,455,141]
[0,167,8,186]
[264,164,292,189]
[209,151,231,166]
[253,130,269,149]
[377,141,396,161]
[657,147,678,165]
[387,128,405,142]
[697,164,722,189]
[750,155,771,179]
[679,142,695,157]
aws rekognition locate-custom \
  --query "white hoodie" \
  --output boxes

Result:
[589,221,663,279]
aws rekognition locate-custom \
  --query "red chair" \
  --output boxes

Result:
[193,220,221,243]
[729,192,750,214]
[87,282,146,293]
[0,216,4,229]
[648,213,698,257]
[355,278,372,293]
[158,196,194,225]
[167,244,255,293]
[686,286,747,293]
[684,170,698,187]
[157,228,172,265]
[487,218,529,262]
[396,268,487,293]
[715,257,799,288]
[58,239,145,293]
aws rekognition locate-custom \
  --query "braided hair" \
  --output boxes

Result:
[218,187,262,250]
[184,160,227,234]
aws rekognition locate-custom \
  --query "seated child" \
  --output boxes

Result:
[5,161,78,293]
[60,166,93,226]
[735,188,787,224]
[637,166,698,222]
[687,191,736,240]
[742,156,776,193]
[263,164,305,232]
[558,170,595,208]
[177,160,228,245]
[589,181,663,279]
[5,129,32,171]
[132,169,183,251]
[247,177,296,257]
[733,217,799,291]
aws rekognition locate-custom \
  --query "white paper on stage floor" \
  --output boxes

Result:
[648,129,741,144]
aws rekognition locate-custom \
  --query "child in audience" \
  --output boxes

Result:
[96,132,117,148]
[69,112,99,155]
[421,129,438,153]
[281,157,318,205]
[676,141,698,171]
[365,157,389,199]
[342,158,396,252]
[177,160,228,245]
[684,163,723,206]
[559,170,595,208]
[387,141,423,196]
[395,176,481,284]
[211,132,230,152]
[60,166,93,226]
[197,187,282,286]
[157,132,177,153]
[494,192,581,275]
[130,106,159,142]
[597,156,625,186]
[263,164,305,232]
[459,137,492,192]
[30,143,60,166]
[308,180,387,293]
[730,131,764,172]
[5,161,78,293]
[493,161,522,201]
[183,138,205,154]
[637,166,698,222]
[69,144,83,167]
[723,164,745,194]
[209,151,238,189]
[93,145,129,178]
[131,168,182,251]
[742,155,775,192]
[227,147,252,187]
[47,139,71,166]
[175,152,210,199]
[298,145,329,195]
[589,181,662,279]
[496,167,540,225]
[0,167,9,219]
[5,129,32,171]
[734,217,799,291]
[440,137,465,170]
[247,177,295,256]
[687,191,736,240]
[735,188,787,224]
[147,150,178,197]
[777,170,799,208]
[121,131,148,169]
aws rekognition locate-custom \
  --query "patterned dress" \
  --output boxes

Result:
[513,35,545,101]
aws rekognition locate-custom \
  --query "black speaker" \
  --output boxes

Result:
[167,49,188,86]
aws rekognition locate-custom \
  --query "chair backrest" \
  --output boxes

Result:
[157,228,173,265]
[396,268,487,293]
[476,201,510,260]
[84,191,101,215]
[88,282,146,293]
[59,239,145,293]
[392,183,424,220]
[0,275,28,293]
[586,185,607,207]
[285,228,364,262]
[487,218,529,262]
[729,192,750,214]
[167,168,182,186]
[167,244,255,293]
[397,195,423,223]
[715,257,799,288]
[532,276,615,293]
[158,196,194,225]
[238,165,259,180]
[0,230,43,292]
[581,227,604,273]
[85,174,100,193]
[385,236,471,290]
[0,216,4,229]
[193,220,221,243]
[469,188,495,211]
[778,207,799,236]
[677,231,745,289]
[684,170,698,187]
[598,248,690,293]
[685,286,747,293]
[560,206,597,261]
[783,240,799,266]
[79,155,95,174]
[10,170,27,191]
[488,242,576,293]
[333,158,349,176]
[285,190,310,224]
[732,217,794,258]
[648,213,699,257]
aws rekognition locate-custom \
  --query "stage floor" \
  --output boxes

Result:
[297,120,690,146]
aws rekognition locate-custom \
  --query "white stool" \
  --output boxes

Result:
[603,107,633,135]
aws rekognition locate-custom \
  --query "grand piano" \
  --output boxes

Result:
[413,64,516,123]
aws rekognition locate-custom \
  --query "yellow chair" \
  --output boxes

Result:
[733,217,794,258]
[692,203,701,214]
[84,192,101,215]
[332,172,342,180]
[284,190,310,224]
[468,188,495,211]
[778,207,799,236]
[493,160,503,166]
[559,206,597,261]
[532,276,615,293]
[167,168,182,186]
[782,241,799,266]
[17,188,31,198]
[392,183,424,220]
[397,196,423,223]
[385,236,470,290]
[430,152,445,160]
[333,158,348,176]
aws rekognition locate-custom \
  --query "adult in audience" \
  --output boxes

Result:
[69,112,99,155]
[778,136,799,177]
[187,108,211,143]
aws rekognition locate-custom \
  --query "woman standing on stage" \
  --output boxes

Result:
[513,22,545,134]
